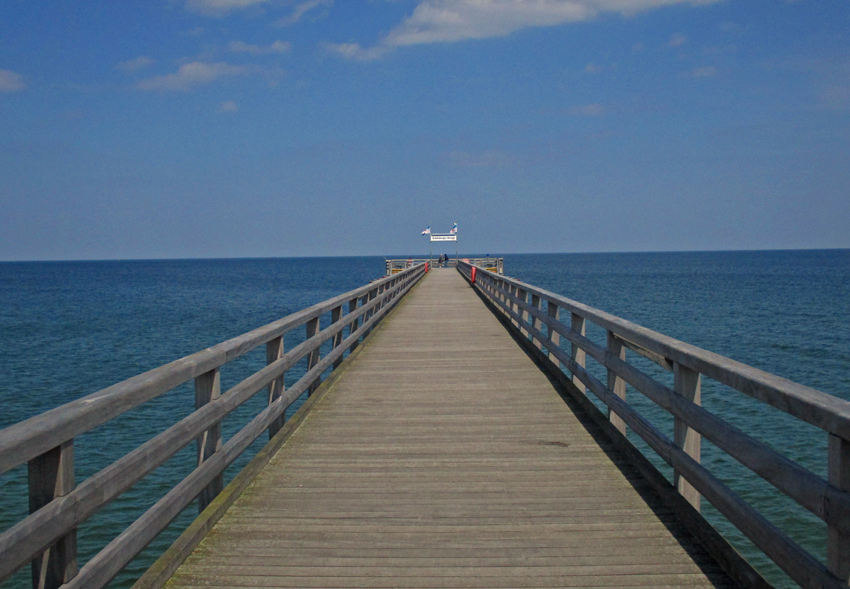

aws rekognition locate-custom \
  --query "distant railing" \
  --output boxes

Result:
[0,264,427,589]
[386,257,503,275]
[385,258,432,275]
[465,257,503,275]
[458,260,850,589]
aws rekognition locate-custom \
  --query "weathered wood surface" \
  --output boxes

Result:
[166,269,735,589]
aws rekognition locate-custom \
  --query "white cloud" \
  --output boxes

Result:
[330,0,721,61]
[136,61,249,91]
[325,43,390,62]
[228,40,291,54]
[584,62,602,74]
[116,56,156,72]
[185,0,269,17]
[568,103,605,116]
[218,100,239,112]
[274,0,332,27]
[690,66,717,78]
[0,69,26,92]
[668,32,688,47]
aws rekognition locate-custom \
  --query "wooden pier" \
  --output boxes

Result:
[165,269,733,588]
[2,261,850,589]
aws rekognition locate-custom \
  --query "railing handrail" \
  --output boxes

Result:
[457,260,850,589]
[0,263,427,588]
[0,266,418,475]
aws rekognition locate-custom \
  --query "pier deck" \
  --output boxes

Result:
[166,270,734,588]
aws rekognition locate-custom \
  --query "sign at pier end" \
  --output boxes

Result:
[430,234,457,242]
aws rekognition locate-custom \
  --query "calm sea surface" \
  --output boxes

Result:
[1,251,848,588]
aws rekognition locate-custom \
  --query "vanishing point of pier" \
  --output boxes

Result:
[1,261,849,588]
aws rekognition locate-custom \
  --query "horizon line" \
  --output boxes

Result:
[1,247,848,264]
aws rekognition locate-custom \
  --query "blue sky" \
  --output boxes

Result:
[1,0,848,260]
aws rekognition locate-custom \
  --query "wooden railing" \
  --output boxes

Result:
[458,260,850,589]
[385,257,503,275]
[386,258,432,274]
[0,264,427,589]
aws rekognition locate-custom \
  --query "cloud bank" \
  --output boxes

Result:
[331,0,722,61]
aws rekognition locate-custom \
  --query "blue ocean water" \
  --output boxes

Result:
[0,251,848,588]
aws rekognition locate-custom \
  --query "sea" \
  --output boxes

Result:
[0,251,848,588]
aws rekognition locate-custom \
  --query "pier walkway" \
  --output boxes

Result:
[165,270,734,588]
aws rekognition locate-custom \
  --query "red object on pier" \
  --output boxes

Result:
[425,262,429,272]
[470,266,477,284]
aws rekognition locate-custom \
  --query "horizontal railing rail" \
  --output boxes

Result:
[0,263,427,589]
[458,260,850,589]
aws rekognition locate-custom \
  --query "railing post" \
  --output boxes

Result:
[364,287,378,336]
[606,331,626,435]
[546,301,560,364]
[195,368,222,512]
[571,313,587,395]
[531,294,542,349]
[828,434,850,580]
[375,284,385,313]
[348,297,360,353]
[331,305,344,369]
[266,336,285,439]
[508,284,519,327]
[306,317,321,395]
[673,362,701,510]
[517,288,528,336]
[29,441,77,589]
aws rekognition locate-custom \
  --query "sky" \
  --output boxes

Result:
[0,0,848,260]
